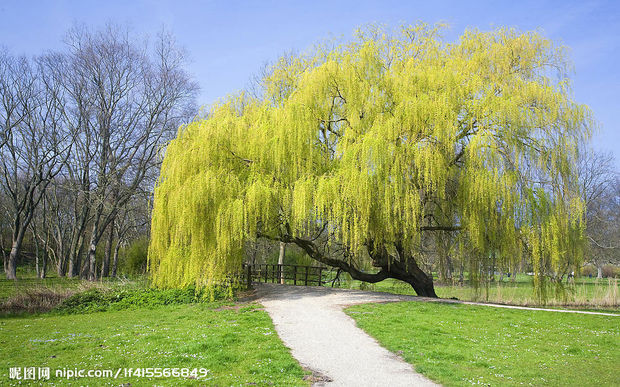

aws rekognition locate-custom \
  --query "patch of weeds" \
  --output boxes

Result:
[54,287,203,314]
[0,287,73,315]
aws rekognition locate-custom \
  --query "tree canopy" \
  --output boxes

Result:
[148,24,591,297]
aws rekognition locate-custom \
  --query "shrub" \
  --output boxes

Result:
[110,287,199,309]
[54,288,113,314]
[53,286,231,314]
[120,238,149,275]
[602,265,620,278]
[581,265,596,277]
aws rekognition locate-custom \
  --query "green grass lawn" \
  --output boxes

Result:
[346,301,620,386]
[0,302,307,386]
[330,273,619,310]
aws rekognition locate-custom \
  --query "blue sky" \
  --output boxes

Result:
[1,0,618,167]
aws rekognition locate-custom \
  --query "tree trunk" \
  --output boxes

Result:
[101,221,114,278]
[41,250,47,279]
[53,225,65,277]
[111,239,121,278]
[392,243,438,297]
[597,265,603,279]
[87,227,99,281]
[80,251,89,279]
[6,243,20,280]
[1,235,6,273]
[6,225,27,280]
[85,204,106,281]
[34,230,41,278]
[55,245,65,277]
[267,232,439,298]
[278,242,286,284]
[67,233,84,278]
[387,259,438,297]
[67,246,77,278]
[67,199,90,278]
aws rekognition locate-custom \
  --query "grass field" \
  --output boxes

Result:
[1,274,618,386]
[0,302,307,386]
[346,301,620,386]
[330,273,619,309]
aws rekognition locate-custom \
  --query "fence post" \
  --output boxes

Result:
[263,264,267,283]
[304,266,309,286]
[293,265,297,285]
[318,268,323,286]
[272,264,276,283]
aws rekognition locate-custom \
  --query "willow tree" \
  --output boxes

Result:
[149,24,591,297]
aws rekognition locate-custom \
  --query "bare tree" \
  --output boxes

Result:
[38,48,97,278]
[57,24,198,280]
[0,51,72,279]
[578,149,619,277]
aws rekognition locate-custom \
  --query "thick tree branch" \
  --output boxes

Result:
[257,231,389,283]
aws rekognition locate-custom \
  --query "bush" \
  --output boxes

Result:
[581,265,596,277]
[602,265,620,278]
[55,288,110,313]
[120,238,149,275]
[54,286,205,314]
[358,281,376,291]
[582,265,620,278]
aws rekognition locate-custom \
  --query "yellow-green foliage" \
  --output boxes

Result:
[149,24,591,291]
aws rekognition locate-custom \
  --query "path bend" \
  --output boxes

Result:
[257,284,438,386]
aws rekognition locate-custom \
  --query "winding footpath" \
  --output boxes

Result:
[257,284,438,386]
[256,283,617,386]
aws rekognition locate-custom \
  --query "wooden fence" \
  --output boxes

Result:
[242,263,328,288]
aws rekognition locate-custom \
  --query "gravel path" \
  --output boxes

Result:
[256,283,618,386]
[256,283,438,386]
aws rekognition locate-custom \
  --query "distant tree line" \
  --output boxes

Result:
[0,23,198,280]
